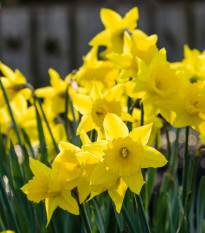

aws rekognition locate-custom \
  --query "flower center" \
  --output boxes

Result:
[120,147,129,158]
[95,107,105,116]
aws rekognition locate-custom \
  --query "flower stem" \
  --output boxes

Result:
[182,126,189,206]
[74,190,92,233]
[165,125,171,162]
[134,194,151,233]
[79,203,92,233]
[169,128,180,176]
[140,102,144,126]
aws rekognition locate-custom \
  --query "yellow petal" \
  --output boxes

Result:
[52,150,82,181]
[49,68,65,90]
[14,69,26,84]
[59,141,80,153]
[29,158,51,176]
[123,170,144,195]
[91,163,118,185]
[11,94,27,119]
[80,130,91,145]
[76,115,94,135]
[121,112,134,122]
[0,62,15,81]
[100,8,122,30]
[82,140,107,159]
[89,30,111,47]
[73,94,92,114]
[58,190,79,215]
[21,174,49,203]
[45,197,58,226]
[78,181,91,203]
[123,7,139,30]
[105,84,123,101]
[104,113,129,140]
[90,83,102,100]
[141,146,167,168]
[35,87,55,98]
[129,123,153,145]
[108,178,127,213]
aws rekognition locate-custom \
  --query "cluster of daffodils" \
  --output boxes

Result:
[0,7,205,225]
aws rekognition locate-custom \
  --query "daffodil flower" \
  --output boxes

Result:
[74,46,118,89]
[21,158,79,225]
[0,62,32,104]
[35,68,77,121]
[73,83,133,137]
[90,7,139,55]
[127,48,179,116]
[107,30,158,82]
[83,113,167,212]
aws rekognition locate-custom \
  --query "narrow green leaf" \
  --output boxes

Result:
[35,96,59,154]
[91,199,105,233]
[166,193,174,233]
[0,176,20,233]
[9,141,24,188]
[134,194,151,233]
[122,204,137,233]
[34,103,48,164]
[197,177,205,233]
[112,202,124,232]
[0,79,26,178]
[21,128,35,158]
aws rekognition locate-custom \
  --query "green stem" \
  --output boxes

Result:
[79,204,92,233]
[34,95,60,154]
[0,176,20,233]
[140,103,144,127]
[134,194,151,233]
[74,190,92,233]
[0,80,23,151]
[182,126,189,206]
[122,205,137,233]
[170,128,180,176]
[90,129,96,142]
[0,79,26,178]
[65,85,71,141]
[165,125,171,162]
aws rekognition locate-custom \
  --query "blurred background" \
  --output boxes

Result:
[0,0,204,87]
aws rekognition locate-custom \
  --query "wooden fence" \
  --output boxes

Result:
[0,3,204,86]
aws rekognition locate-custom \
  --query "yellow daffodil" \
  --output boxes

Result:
[53,132,102,203]
[107,30,158,82]
[159,80,205,131]
[74,46,117,89]
[89,7,139,55]
[181,45,205,82]
[127,48,179,116]
[0,62,32,101]
[35,68,77,121]
[83,113,167,212]
[21,158,79,225]
[73,83,133,137]
[6,94,38,146]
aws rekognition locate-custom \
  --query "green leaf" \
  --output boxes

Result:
[35,96,59,154]
[9,141,24,188]
[166,193,174,233]
[112,201,124,232]
[21,128,35,158]
[0,176,20,233]
[197,177,205,233]
[91,199,105,233]
[34,103,48,165]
